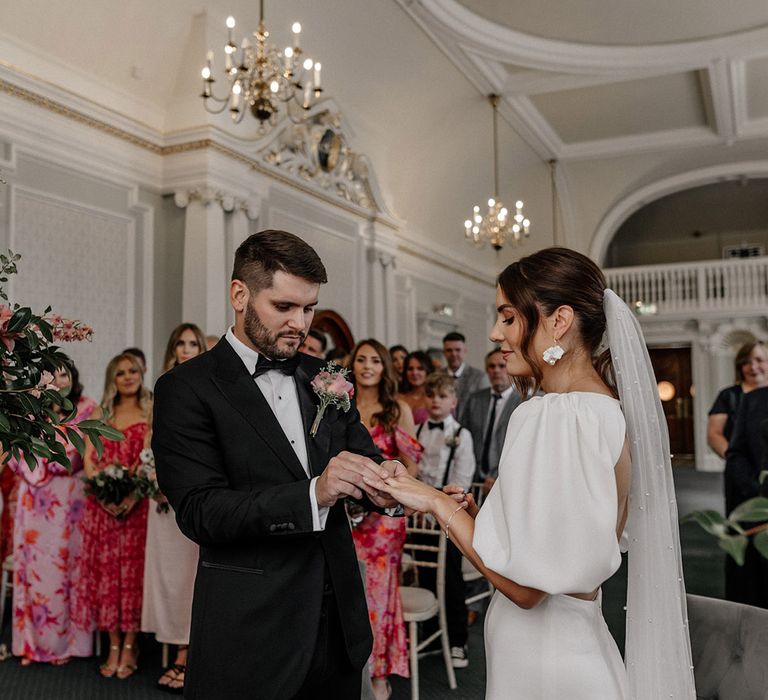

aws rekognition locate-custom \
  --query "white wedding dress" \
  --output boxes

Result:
[473,392,629,699]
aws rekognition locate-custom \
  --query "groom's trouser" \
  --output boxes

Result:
[292,584,362,699]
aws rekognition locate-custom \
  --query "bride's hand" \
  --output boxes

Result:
[442,484,480,519]
[367,472,441,514]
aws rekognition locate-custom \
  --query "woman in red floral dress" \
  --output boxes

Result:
[349,339,423,700]
[73,352,152,679]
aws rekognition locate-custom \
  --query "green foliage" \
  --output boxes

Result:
[0,251,122,470]
[683,496,768,565]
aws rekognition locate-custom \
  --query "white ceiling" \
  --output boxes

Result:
[400,0,768,161]
[460,0,768,46]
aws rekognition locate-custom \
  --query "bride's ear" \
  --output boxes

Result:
[550,305,575,339]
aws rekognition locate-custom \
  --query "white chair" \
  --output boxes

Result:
[0,554,13,633]
[463,482,494,607]
[400,513,457,700]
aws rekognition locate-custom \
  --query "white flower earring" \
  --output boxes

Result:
[542,340,565,366]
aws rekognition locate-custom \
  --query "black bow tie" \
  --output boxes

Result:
[252,353,301,378]
[427,421,444,431]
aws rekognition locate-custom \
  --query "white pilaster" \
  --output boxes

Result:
[175,187,228,337]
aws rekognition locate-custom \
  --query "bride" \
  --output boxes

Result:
[370,248,695,699]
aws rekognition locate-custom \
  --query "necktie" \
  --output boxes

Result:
[252,353,301,378]
[427,421,444,431]
[481,394,501,476]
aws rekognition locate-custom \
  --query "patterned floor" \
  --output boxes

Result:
[0,469,725,699]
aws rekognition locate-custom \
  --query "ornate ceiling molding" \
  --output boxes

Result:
[0,76,397,229]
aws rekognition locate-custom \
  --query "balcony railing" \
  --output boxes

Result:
[604,256,768,316]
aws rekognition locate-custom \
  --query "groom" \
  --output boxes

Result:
[153,230,398,699]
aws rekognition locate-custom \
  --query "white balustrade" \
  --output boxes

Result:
[605,257,768,316]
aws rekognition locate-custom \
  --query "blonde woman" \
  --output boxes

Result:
[73,352,152,680]
[142,323,206,693]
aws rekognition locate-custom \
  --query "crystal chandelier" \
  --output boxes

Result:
[200,0,324,132]
[464,95,530,251]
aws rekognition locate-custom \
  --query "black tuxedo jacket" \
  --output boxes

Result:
[725,386,768,514]
[152,340,380,699]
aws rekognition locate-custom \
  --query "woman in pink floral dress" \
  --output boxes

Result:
[73,352,152,679]
[11,358,96,665]
[349,339,423,700]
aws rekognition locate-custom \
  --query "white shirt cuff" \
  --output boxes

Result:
[309,476,330,531]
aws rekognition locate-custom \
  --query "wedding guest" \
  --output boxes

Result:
[0,459,19,563]
[388,345,408,381]
[325,345,350,367]
[73,352,152,679]
[427,347,445,372]
[443,332,489,411]
[10,357,96,665]
[414,372,474,668]
[460,349,523,494]
[707,340,768,459]
[205,335,219,351]
[122,347,147,376]
[350,339,422,700]
[398,350,432,425]
[142,324,206,693]
[300,328,327,358]
[724,382,768,607]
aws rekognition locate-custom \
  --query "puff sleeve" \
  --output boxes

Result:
[472,393,626,595]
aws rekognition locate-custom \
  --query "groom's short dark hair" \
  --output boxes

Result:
[233,229,328,292]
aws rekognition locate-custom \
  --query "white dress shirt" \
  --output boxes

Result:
[416,413,475,491]
[225,328,329,530]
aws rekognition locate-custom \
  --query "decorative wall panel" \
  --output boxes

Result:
[10,187,133,398]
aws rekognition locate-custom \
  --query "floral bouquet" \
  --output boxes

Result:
[133,448,170,514]
[310,362,354,437]
[82,464,136,511]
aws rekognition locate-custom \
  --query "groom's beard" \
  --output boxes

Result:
[244,304,305,360]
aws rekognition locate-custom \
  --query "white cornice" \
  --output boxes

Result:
[407,0,768,73]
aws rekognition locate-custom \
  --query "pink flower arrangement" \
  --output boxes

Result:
[0,303,19,351]
[309,362,355,437]
[46,315,94,342]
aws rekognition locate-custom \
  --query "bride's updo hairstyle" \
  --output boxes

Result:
[497,246,615,396]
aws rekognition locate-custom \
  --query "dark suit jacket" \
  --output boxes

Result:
[725,386,768,514]
[459,387,522,479]
[152,340,379,700]
[454,364,490,412]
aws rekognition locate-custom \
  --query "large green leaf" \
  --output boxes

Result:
[65,427,86,456]
[681,509,729,537]
[79,420,125,441]
[7,307,32,332]
[729,497,768,524]
[753,530,768,560]
[719,534,748,565]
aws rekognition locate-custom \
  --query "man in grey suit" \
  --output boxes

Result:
[459,348,523,494]
[443,331,489,412]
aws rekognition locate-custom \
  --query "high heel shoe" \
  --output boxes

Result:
[116,642,139,680]
[99,645,120,678]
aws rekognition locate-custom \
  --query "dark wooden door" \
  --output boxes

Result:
[648,347,695,461]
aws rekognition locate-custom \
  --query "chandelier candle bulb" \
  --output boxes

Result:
[314,62,321,90]
[292,22,301,49]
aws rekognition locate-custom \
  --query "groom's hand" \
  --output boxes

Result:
[315,451,390,508]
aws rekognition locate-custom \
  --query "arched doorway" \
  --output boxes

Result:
[312,310,354,353]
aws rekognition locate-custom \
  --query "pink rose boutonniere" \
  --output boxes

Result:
[310,362,354,437]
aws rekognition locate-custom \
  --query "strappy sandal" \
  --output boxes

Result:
[99,644,120,677]
[166,663,186,694]
[157,663,186,694]
[116,642,139,680]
